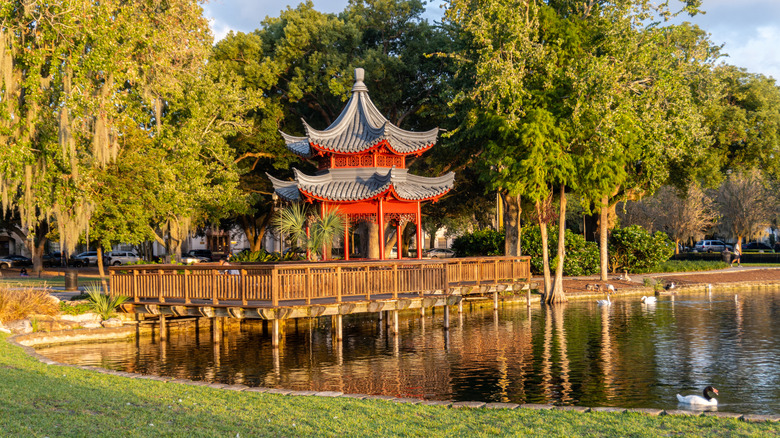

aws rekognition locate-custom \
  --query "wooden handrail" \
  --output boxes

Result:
[108,256,531,306]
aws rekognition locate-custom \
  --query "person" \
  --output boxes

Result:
[19,268,28,276]
[731,247,741,267]
[219,259,240,275]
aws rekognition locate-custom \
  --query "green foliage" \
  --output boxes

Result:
[645,260,729,274]
[59,301,92,316]
[86,287,128,321]
[450,229,504,257]
[273,204,344,261]
[229,250,302,263]
[608,225,675,273]
[522,226,600,276]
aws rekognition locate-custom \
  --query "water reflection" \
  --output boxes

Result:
[36,289,780,414]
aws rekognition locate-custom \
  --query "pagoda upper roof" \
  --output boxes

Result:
[280,68,438,158]
[267,167,455,203]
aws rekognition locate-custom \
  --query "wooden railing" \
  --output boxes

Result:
[109,256,531,307]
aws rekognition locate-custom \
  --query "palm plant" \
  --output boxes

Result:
[86,286,129,321]
[273,203,344,261]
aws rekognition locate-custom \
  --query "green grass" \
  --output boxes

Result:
[645,260,730,273]
[1,334,777,437]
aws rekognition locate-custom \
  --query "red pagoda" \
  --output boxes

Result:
[267,68,455,260]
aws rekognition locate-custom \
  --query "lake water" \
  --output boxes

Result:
[36,288,780,414]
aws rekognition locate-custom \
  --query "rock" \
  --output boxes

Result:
[60,313,102,324]
[102,318,123,328]
[5,319,33,334]
[47,294,61,305]
[0,325,11,334]
[81,321,103,329]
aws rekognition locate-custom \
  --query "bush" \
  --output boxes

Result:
[451,229,504,257]
[229,249,302,262]
[0,286,59,322]
[608,225,674,273]
[522,225,600,276]
[86,286,129,321]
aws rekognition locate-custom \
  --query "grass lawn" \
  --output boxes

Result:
[0,269,103,288]
[1,335,777,437]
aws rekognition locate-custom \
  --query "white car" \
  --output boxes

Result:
[104,251,141,266]
[424,248,456,258]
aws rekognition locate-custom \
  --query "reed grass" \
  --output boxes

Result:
[0,285,59,323]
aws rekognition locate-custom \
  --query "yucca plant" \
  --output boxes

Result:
[86,286,129,321]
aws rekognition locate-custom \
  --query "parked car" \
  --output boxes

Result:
[741,242,774,253]
[71,251,98,267]
[693,240,732,253]
[104,251,142,266]
[0,255,31,269]
[3,254,32,267]
[424,248,456,259]
[42,252,63,267]
[182,251,211,264]
[186,249,213,261]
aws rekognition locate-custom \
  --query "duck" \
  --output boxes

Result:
[665,282,676,291]
[597,292,612,306]
[641,296,657,304]
[676,386,718,406]
[607,284,617,293]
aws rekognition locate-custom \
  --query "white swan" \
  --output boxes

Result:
[641,296,657,304]
[597,293,612,306]
[676,386,718,406]
[706,284,713,293]
[607,284,617,293]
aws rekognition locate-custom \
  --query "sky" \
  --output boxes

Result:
[202,0,780,80]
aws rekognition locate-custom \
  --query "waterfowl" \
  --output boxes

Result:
[676,386,718,406]
[665,282,676,290]
[641,296,657,304]
[706,284,713,293]
[607,284,617,293]
[597,293,612,306]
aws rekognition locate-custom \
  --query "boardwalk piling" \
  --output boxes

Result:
[272,319,280,348]
[392,310,399,335]
[160,315,167,341]
[444,305,450,329]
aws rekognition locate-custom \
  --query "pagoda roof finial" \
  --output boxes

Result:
[352,67,368,92]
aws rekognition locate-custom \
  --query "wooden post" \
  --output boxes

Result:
[211,269,218,305]
[458,299,463,313]
[392,310,399,335]
[527,288,531,307]
[344,217,350,261]
[132,270,139,303]
[443,305,450,329]
[336,266,342,303]
[240,269,247,305]
[213,317,221,344]
[494,259,499,284]
[158,269,165,303]
[396,221,402,260]
[271,267,279,307]
[392,263,398,299]
[184,270,191,304]
[494,291,499,310]
[109,270,114,296]
[272,319,280,348]
[365,266,371,300]
[420,306,425,317]
[305,267,312,305]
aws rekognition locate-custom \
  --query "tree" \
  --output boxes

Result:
[0,0,246,270]
[273,203,344,261]
[619,184,718,253]
[211,0,454,255]
[715,169,773,251]
[447,0,720,304]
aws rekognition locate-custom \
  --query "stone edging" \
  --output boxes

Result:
[6,333,780,424]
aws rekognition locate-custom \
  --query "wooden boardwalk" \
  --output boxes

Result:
[110,256,530,345]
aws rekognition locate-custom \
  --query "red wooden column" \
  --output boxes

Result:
[378,199,385,260]
[344,215,350,261]
[320,203,327,261]
[416,201,423,259]
[396,220,402,260]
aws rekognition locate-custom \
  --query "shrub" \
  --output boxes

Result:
[0,286,59,323]
[86,286,129,321]
[451,229,504,257]
[230,249,302,262]
[608,225,674,273]
[522,225,600,276]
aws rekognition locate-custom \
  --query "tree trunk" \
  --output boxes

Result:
[367,222,379,259]
[503,191,521,256]
[537,201,552,298]
[599,195,610,281]
[96,247,109,294]
[240,212,272,252]
[547,184,567,304]
[674,238,680,255]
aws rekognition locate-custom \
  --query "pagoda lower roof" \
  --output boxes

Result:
[267,167,455,203]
